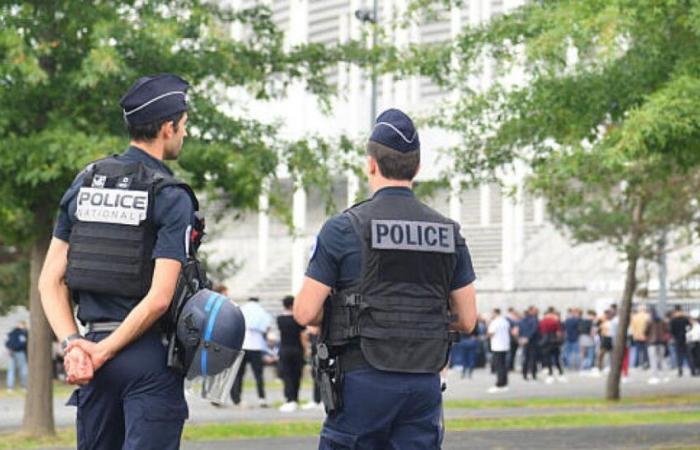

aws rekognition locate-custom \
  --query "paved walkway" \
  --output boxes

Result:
[1,367,699,431]
[183,424,700,449]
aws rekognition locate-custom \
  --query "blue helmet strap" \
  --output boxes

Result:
[201,294,226,379]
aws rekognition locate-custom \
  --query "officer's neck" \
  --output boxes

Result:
[130,140,165,161]
[370,178,413,194]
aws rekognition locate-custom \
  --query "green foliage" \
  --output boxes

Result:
[0,1,361,249]
[0,259,28,314]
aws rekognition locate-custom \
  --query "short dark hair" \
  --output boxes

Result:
[493,308,501,315]
[367,140,419,181]
[248,297,259,303]
[127,111,185,142]
[282,295,294,309]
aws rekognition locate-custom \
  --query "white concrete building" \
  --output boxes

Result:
[198,0,700,320]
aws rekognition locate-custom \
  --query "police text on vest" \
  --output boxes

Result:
[76,187,149,226]
[371,220,455,253]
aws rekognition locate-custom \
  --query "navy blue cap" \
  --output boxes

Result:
[120,74,189,125]
[369,108,420,153]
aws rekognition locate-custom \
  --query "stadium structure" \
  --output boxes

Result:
[204,0,700,318]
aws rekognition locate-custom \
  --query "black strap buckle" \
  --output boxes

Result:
[344,293,362,307]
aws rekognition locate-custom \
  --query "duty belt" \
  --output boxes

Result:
[86,321,122,333]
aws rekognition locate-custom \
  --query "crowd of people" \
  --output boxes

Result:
[450,304,700,392]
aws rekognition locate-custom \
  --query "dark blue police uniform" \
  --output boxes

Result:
[307,186,476,449]
[55,145,193,450]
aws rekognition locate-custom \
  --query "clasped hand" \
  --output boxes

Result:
[64,340,113,385]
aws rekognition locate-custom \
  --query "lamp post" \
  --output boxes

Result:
[355,1,378,127]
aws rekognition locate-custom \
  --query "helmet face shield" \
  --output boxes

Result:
[184,340,245,404]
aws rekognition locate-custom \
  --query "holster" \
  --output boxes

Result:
[313,342,343,415]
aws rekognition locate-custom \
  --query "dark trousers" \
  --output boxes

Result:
[492,351,508,387]
[68,330,187,450]
[675,342,690,375]
[542,344,564,376]
[689,342,700,375]
[508,338,519,371]
[230,350,265,404]
[279,348,304,402]
[319,368,442,449]
[522,342,538,380]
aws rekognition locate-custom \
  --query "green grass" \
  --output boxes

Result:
[443,394,700,410]
[4,409,700,449]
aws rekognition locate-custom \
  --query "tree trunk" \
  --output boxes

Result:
[606,200,644,401]
[21,222,55,436]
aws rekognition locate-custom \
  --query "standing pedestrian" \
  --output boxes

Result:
[39,74,200,449]
[4,321,28,391]
[578,310,596,370]
[487,309,510,393]
[231,297,272,407]
[563,309,581,370]
[519,306,540,381]
[597,310,614,374]
[630,305,651,369]
[506,308,521,372]
[293,109,477,449]
[277,295,307,412]
[669,305,691,377]
[539,307,565,383]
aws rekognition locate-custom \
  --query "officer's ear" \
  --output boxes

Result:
[367,155,378,177]
[160,119,175,141]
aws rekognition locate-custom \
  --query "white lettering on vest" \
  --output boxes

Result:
[76,187,149,226]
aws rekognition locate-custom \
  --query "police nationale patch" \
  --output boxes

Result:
[371,219,455,254]
[76,187,149,226]
[308,236,319,262]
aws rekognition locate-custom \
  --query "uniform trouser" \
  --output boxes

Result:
[230,350,265,404]
[67,330,187,450]
[279,348,304,402]
[319,367,443,450]
[492,351,508,387]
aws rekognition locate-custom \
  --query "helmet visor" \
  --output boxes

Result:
[184,341,245,405]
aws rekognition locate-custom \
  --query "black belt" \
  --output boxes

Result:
[86,321,122,333]
[339,346,370,372]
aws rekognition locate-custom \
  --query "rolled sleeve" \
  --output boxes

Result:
[152,186,194,265]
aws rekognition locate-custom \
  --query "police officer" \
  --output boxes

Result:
[38,74,196,450]
[294,108,477,449]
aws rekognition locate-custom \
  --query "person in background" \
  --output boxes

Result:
[647,307,669,384]
[506,308,521,372]
[563,308,581,370]
[597,310,614,374]
[301,326,324,410]
[539,307,565,383]
[277,295,307,412]
[685,311,700,376]
[519,306,540,381]
[669,305,691,377]
[4,321,28,391]
[231,297,272,407]
[630,305,651,369]
[579,310,596,370]
[459,323,480,379]
[487,308,510,393]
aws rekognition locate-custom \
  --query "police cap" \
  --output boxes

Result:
[369,108,420,153]
[120,73,190,125]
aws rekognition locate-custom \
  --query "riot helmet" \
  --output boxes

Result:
[176,289,246,404]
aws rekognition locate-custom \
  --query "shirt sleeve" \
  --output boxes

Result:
[152,186,194,265]
[450,240,476,291]
[52,174,87,242]
[304,214,349,288]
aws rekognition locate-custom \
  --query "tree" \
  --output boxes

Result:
[0,1,359,435]
[397,0,700,398]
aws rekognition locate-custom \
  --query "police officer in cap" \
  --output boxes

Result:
[39,74,196,449]
[294,108,477,449]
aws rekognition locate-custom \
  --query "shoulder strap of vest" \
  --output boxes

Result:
[154,177,200,212]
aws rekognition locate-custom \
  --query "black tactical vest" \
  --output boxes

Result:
[65,156,198,299]
[323,192,463,373]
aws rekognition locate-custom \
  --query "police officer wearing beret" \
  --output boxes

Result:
[294,108,478,449]
[39,74,197,450]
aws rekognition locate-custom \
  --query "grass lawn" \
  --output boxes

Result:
[2,408,700,449]
[443,393,700,410]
